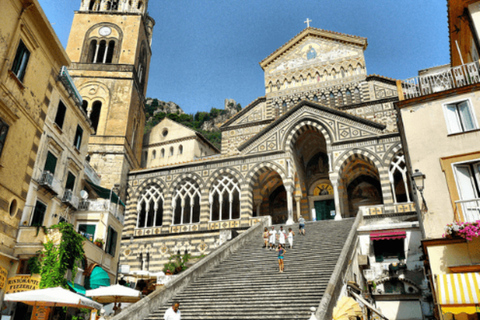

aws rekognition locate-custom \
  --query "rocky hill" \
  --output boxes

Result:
[144,98,242,149]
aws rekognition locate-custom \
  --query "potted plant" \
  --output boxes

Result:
[94,238,104,248]
[162,261,177,275]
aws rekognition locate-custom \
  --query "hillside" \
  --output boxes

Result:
[144,98,242,149]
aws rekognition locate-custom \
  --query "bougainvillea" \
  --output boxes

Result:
[443,221,480,241]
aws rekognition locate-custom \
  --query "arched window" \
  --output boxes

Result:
[209,175,241,221]
[152,150,156,159]
[82,100,88,113]
[87,39,116,64]
[87,40,97,63]
[90,101,102,134]
[389,153,411,203]
[170,147,174,156]
[138,47,147,86]
[354,88,361,103]
[329,92,335,108]
[345,89,352,105]
[282,101,287,113]
[313,95,318,102]
[337,91,344,106]
[161,148,165,158]
[89,0,96,10]
[96,40,106,63]
[137,1,143,10]
[341,68,345,78]
[179,145,183,155]
[106,41,115,63]
[137,186,164,228]
[173,178,201,225]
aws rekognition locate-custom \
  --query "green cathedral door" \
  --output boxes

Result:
[314,200,335,221]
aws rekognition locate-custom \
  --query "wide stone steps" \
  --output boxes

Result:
[144,219,354,320]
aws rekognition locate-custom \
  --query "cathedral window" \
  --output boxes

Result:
[87,40,115,64]
[90,101,102,134]
[329,92,335,108]
[354,88,361,103]
[173,179,201,225]
[337,91,344,106]
[137,186,164,228]
[209,175,241,221]
[179,145,183,155]
[345,89,352,105]
[152,150,156,159]
[170,147,174,156]
[313,95,318,102]
[389,153,411,204]
[161,148,165,158]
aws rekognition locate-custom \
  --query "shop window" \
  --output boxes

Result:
[444,100,478,134]
[11,40,30,82]
[54,100,67,129]
[31,201,47,226]
[373,239,405,262]
[0,119,9,158]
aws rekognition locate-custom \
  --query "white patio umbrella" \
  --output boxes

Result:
[85,284,141,304]
[4,287,102,310]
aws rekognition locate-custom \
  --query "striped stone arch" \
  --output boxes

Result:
[333,148,383,174]
[135,177,168,198]
[245,161,288,191]
[168,172,205,194]
[283,118,333,154]
[382,142,404,168]
[206,167,244,191]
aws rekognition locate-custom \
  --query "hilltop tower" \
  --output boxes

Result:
[66,0,155,198]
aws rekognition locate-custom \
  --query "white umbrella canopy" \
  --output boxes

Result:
[85,284,141,304]
[4,287,102,310]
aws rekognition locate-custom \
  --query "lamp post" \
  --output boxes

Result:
[411,169,427,237]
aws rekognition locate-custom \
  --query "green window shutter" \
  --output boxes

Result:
[106,226,117,256]
[0,121,9,158]
[44,152,57,174]
[31,201,46,226]
[65,172,76,190]
[78,224,96,241]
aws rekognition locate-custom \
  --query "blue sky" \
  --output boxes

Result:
[38,0,449,114]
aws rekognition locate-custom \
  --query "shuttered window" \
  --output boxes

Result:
[31,201,47,226]
[65,172,76,191]
[105,226,117,257]
[44,152,57,174]
[54,101,67,129]
[11,40,30,82]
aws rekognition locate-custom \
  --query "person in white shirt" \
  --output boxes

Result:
[269,226,277,250]
[164,302,181,320]
[298,216,306,235]
[287,228,295,248]
[278,226,287,247]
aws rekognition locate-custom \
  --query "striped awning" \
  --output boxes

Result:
[370,229,406,241]
[436,273,480,314]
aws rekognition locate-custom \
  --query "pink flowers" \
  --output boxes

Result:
[443,221,480,241]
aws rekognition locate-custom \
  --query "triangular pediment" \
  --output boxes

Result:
[143,117,197,146]
[222,97,268,128]
[238,100,386,155]
[260,28,367,72]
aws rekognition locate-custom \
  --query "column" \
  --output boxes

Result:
[332,180,342,220]
[295,196,301,221]
[285,184,294,225]
[256,201,261,217]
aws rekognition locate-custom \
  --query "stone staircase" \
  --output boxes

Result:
[143,219,355,320]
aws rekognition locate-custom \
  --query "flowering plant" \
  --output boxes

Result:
[443,221,480,241]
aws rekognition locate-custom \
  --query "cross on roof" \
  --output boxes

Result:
[304,18,312,28]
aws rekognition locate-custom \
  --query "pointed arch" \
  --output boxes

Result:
[172,177,201,225]
[136,184,164,228]
[209,174,241,221]
[283,118,333,155]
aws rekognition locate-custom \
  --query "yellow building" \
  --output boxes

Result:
[397,0,480,318]
[0,0,71,290]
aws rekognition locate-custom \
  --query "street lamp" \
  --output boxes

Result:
[412,169,427,212]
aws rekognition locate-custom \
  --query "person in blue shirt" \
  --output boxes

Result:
[276,244,286,273]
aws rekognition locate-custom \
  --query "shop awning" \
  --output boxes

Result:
[436,272,480,314]
[86,180,125,207]
[370,229,406,241]
[67,281,86,296]
[89,266,111,290]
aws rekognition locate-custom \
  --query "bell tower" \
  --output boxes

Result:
[66,0,155,197]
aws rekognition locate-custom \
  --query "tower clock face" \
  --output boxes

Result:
[99,27,112,36]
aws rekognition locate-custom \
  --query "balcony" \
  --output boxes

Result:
[58,66,82,107]
[455,198,480,222]
[38,170,62,195]
[397,61,480,100]
[78,199,124,224]
[62,189,79,210]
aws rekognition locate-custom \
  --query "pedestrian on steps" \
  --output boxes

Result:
[287,228,295,248]
[269,226,277,250]
[276,244,286,272]
[164,302,181,320]
[298,216,306,236]
[263,227,269,248]
[278,226,287,248]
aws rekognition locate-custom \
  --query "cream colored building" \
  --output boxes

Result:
[0,0,71,295]
[142,117,220,168]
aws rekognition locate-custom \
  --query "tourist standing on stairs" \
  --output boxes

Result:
[287,228,295,248]
[263,227,269,248]
[278,226,287,248]
[164,302,181,320]
[269,226,277,250]
[298,216,306,235]
[277,244,286,272]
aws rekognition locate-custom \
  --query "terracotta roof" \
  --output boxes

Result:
[260,27,368,70]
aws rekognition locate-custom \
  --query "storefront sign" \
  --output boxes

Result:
[5,275,41,294]
[0,266,8,289]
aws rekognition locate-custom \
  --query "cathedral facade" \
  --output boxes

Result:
[119,28,412,271]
